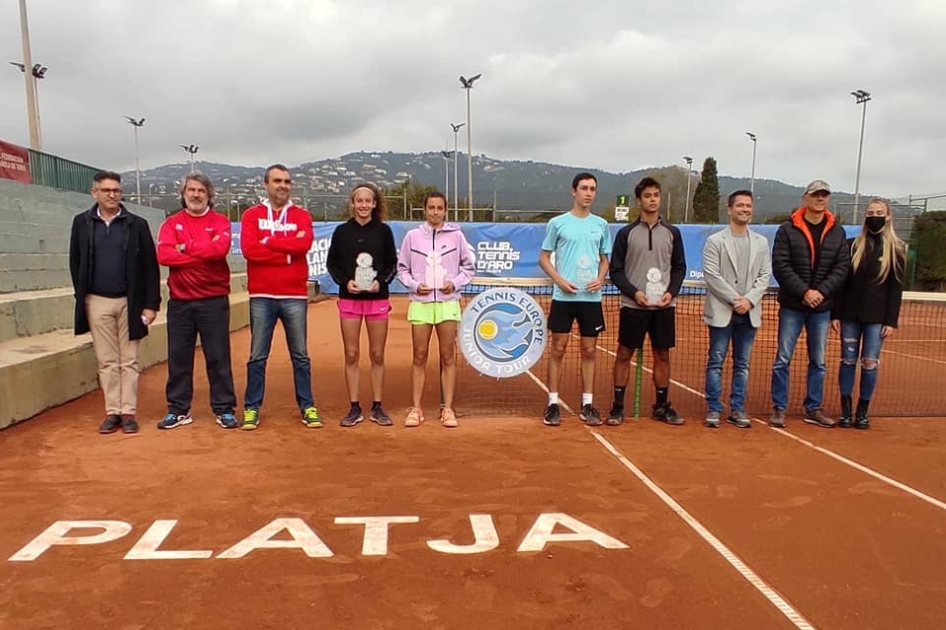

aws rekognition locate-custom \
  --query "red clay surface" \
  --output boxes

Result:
[1,298,944,629]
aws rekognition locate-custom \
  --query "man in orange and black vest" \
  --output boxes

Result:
[770,180,850,428]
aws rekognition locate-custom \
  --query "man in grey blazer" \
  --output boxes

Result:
[702,190,771,428]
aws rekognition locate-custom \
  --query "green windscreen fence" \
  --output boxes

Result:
[28,149,101,194]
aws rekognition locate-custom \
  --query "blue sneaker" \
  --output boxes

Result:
[216,412,238,429]
[157,413,193,430]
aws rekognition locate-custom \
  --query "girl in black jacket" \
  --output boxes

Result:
[830,198,905,429]
[325,183,398,428]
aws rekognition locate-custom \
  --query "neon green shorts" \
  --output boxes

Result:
[408,300,462,325]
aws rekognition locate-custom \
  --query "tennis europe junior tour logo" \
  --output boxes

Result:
[460,288,547,378]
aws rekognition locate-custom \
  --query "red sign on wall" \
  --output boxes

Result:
[0,140,31,183]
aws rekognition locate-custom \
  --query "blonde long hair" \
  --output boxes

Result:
[851,198,906,283]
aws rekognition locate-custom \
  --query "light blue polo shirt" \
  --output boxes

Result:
[541,212,611,302]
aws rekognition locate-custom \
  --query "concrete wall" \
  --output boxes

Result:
[0,179,257,430]
[0,290,251,430]
[0,178,244,294]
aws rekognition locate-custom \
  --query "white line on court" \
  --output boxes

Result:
[588,339,704,397]
[880,348,946,365]
[751,419,946,512]
[584,335,946,511]
[523,368,575,415]
[590,431,818,630]
[522,338,814,626]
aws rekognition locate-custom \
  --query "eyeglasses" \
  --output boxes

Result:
[95,188,122,195]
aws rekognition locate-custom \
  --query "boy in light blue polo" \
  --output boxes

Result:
[538,172,611,427]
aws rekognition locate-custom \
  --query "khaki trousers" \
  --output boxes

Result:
[85,295,141,415]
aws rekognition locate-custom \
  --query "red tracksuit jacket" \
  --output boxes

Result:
[156,208,232,300]
[240,202,314,298]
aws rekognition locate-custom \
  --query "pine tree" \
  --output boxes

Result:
[692,157,721,223]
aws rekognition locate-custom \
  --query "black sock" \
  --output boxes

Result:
[613,386,626,408]
[372,400,382,409]
[656,388,668,406]
[350,401,361,410]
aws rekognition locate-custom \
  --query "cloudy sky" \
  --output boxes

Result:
[1,0,945,198]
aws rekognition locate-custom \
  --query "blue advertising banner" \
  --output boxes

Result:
[231,221,860,294]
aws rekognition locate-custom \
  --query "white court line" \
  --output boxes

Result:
[523,368,575,415]
[590,432,817,630]
[525,342,815,626]
[584,335,946,511]
[880,348,946,366]
[751,419,946,512]
[587,337,704,397]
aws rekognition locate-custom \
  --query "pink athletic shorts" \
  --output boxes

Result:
[337,298,391,321]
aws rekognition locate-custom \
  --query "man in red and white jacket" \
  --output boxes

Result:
[239,164,321,430]
[156,172,238,430]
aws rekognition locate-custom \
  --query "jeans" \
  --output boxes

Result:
[771,307,830,412]
[705,313,757,413]
[166,296,236,415]
[838,320,884,401]
[244,297,313,411]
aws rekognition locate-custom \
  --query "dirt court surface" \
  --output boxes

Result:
[1,299,945,629]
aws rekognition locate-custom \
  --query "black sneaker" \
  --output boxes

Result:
[652,402,684,426]
[340,406,364,428]
[579,404,603,426]
[370,405,393,427]
[121,414,139,434]
[543,404,561,427]
[99,414,122,434]
[606,406,625,426]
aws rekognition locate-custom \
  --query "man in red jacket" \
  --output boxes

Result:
[156,172,238,429]
[240,164,320,430]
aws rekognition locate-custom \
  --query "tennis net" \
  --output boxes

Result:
[454,278,946,419]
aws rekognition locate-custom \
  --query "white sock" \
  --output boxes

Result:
[549,392,559,405]
[582,393,593,406]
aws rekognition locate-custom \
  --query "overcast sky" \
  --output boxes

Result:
[2,0,945,198]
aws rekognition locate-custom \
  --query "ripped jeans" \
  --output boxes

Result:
[838,320,884,401]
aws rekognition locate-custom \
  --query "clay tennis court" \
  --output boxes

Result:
[1,297,945,629]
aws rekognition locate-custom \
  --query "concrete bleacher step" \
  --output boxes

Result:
[0,275,251,344]
[0,286,75,344]
[0,274,253,430]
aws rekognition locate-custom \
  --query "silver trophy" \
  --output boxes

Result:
[576,255,596,291]
[354,252,377,290]
[645,267,666,305]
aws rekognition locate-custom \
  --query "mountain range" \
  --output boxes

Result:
[124,151,877,223]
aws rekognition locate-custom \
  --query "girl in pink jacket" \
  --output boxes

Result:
[396,192,475,428]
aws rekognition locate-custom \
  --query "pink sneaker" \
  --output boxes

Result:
[405,407,424,428]
[440,407,458,428]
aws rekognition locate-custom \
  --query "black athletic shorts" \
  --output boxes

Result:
[548,300,606,337]
[618,306,676,350]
